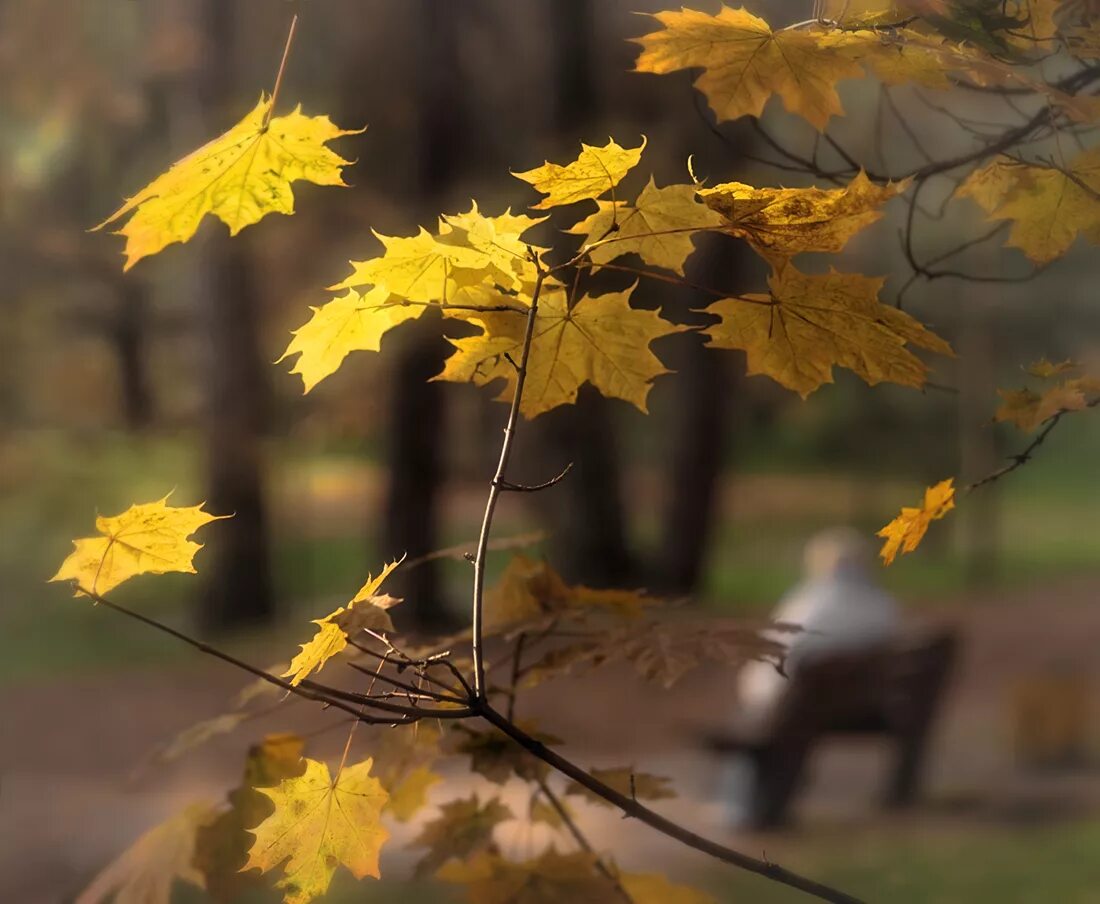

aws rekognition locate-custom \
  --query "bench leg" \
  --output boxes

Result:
[747,743,811,829]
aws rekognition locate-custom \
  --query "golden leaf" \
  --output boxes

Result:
[95,96,361,269]
[514,137,647,209]
[246,757,389,904]
[877,478,956,565]
[437,284,683,418]
[443,724,559,785]
[995,379,1097,431]
[698,172,909,262]
[437,850,617,903]
[566,767,676,808]
[484,554,655,634]
[282,557,402,686]
[194,733,308,902]
[1028,357,1078,378]
[412,795,513,877]
[702,264,952,397]
[51,496,229,596]
[634,7,864,130]
[280,287,423,393]
[620,871,717,904]
[76,802,220,904]
[957,150,1100,263]
[385,765,442,822]
[567,178,723,274]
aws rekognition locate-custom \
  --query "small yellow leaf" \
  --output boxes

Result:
[76,802,220,904]
[698,172,909,262]
[634,7,864,130]
[246,757,389,904]
[95,96,361,269]
[51,496,229,596]
[702,264,952,397]
[957,149,1100,263]
[995,380,1096,431]
[282,557,403,686]
[280,287,423,393]
[620,871,716,904]
[385,765,443,822]
[514,137,646,209]
[877,478,956,565]
[567,178,723,274]
[437,284,683,418]
[1027,358,1078,379]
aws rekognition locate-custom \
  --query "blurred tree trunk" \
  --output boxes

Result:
[540,0,635,586]
[653,233,747,593]
[194,0,274,631]
[378,0,469,629]
[112,279,155,430]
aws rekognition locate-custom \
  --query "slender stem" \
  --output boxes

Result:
[264,5,301,127]
[535,776,632,902]
[470,268,546,698]
[476,702,864,904]
[81,588,411,725]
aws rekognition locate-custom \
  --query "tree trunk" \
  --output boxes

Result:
[195,0,274,631]
[379,0,468,629]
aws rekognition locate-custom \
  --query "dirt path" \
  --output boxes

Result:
[5,577,1100,901]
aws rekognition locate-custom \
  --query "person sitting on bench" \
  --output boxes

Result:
[725,526,903,825]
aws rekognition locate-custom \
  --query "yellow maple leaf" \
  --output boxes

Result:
[385,765,442,822]
[51,496,229,596]
[246,757,389,904]
[484,554,655,634]
[438,202,548,289]
[702,264,952,397]
[437,850,616,903]
[94,96,361,269]
[437,284,682,418]
[634,7,864,130]
[280,287,422,393]
[513,137,647,209]
[1028,357,1078,378]
[76,802,220,904]
[877,478,956,565]
[957,149,1100,263]
[995,380,1095,431]
[566,178,723,274]
[698,171,909,262]
[282,557,402,686]
[620,871,717,904]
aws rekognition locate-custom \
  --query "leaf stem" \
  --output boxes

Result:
[265,5,301,128]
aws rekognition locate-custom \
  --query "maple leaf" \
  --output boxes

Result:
[702,264,952,397]
[443,724,559,785]
[513,137,647,209]
[1027,358,1078,378]
[438,202,548,288]
[94,96,361,269]
[282,557,403,686]
[194,733,308,902]
[246,757,389,904]
[437,850,618,903]
[566,178,723,274]
[566,767,676,808]
[957,150,1100,263]
[620,871,717,904]
[437,284,683,418]
[156,712,248,763]
[484,554,655,634]
[697,172,910,262]
[634,7,864,130]
[385,765,442,822]
[76,802,220,904]
[877,478,956,565]
[280,287,423,393]
[995,378,1099,431]
[51,496,229,596]
[412,795,513,877]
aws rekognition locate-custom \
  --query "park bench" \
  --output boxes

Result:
[706,628,959,829]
